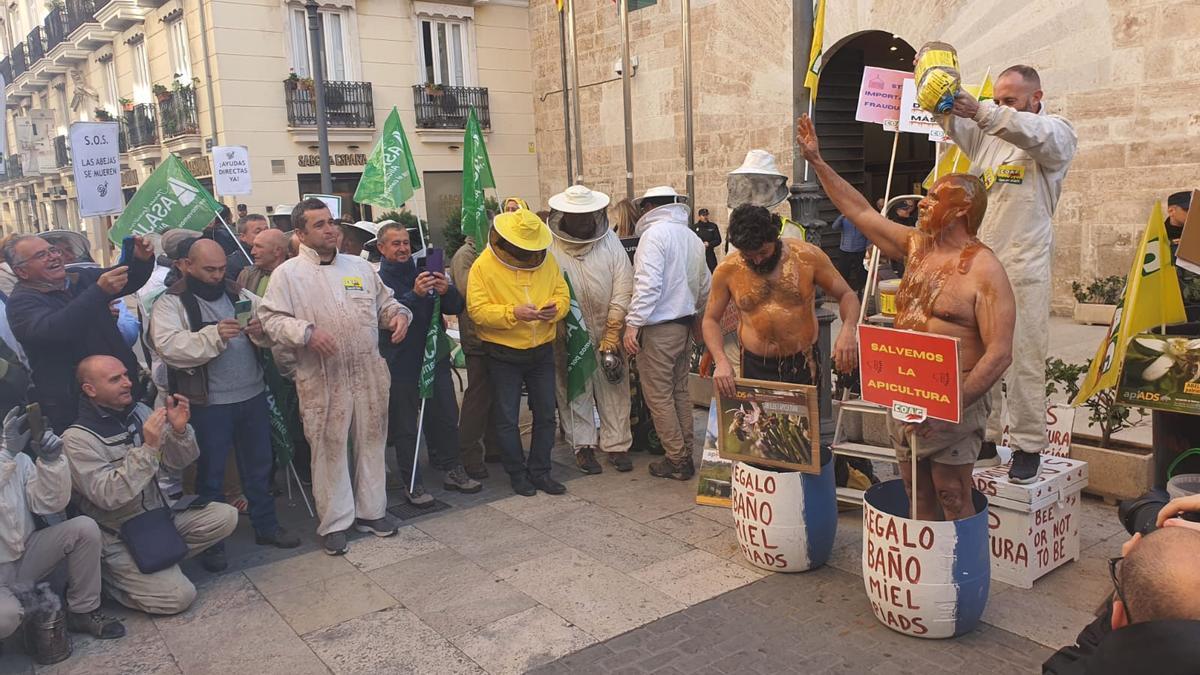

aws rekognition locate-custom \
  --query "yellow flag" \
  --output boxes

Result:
[922,74,995,190]
[804,0,826,92]
[1072,202,1188,406]
[556,0,563,11]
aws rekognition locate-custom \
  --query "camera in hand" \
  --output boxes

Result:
[1119,488,1200,535]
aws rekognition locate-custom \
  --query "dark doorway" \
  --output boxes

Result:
[813,31,934,224]
[296,172,371,222]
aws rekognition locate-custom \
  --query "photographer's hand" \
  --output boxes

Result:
[1156,494,1200,529]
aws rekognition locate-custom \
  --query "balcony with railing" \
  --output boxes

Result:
[412,85,490,130]
[66,0,101,31]
[124,103,158,151]
[5,156,22,180]
[11,43,27,78]
[0,59,11,85]
[54,135,70,168]
[44,8,67,51]
[26,27,46,62]
[284,80,374,129]
[159,87,199,140]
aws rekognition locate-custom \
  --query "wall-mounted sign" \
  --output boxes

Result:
[297,153,368,168]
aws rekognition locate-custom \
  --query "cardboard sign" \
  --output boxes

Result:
[303,193,341,220]
[898,78,943,138]
[212,145,252,196]
[1174,189,1200,274]
[716,378,820,474]
[1000,403,1076,457]
[855,67,909,127]
[1116,332,1200,414]
[857,324,962,424]
[68,122,123,218]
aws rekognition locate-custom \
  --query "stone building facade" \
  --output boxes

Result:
[0,0,539,257]
[530,0,1197,311]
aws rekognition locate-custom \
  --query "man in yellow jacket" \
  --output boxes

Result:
[467,209,569,497]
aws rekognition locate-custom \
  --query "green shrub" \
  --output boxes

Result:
[1071,276,1124,305]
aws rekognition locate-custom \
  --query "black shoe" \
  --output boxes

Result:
[462,462,490,480]
[608,453,633,472]
[65,610,126,640]
[200,545,227,572]
[1008,451,1041,485]
[575,447,602,475]
[355,516,400,537]
[256,526,302,549]
[976,441,1000,467]
[649,458,694,481]
[323,530,349,555]
[510,473,537,497]
[529,473,566,495]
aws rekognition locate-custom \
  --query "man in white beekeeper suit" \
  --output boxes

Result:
[258,198,413,555]
[547,185,635,474]
[937,62,1077,484]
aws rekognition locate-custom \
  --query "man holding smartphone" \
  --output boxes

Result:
[375,223,481,506]
[467,209,570,496]
[150,240,300,571]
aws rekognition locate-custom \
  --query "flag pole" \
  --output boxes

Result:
[409,399,427,494]
[216,211,251,263]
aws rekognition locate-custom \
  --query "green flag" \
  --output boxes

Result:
[461,108,495,249]
[108,154,221,245]
[419,295,442,399]
[564,274,598,401]
[354,107,421,209]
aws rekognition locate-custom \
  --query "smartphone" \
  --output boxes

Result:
[425,248,445,276]
[117,236,136,266]
[234,299,253,328]
[25,403,43,444]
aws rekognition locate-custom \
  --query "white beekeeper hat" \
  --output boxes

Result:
[728,149,789,208]
[633,185,689,208]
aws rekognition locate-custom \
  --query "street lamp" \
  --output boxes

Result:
[306,0,332,194]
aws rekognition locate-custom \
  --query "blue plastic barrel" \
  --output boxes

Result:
[731,454,836,573]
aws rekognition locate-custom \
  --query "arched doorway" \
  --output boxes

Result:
[813,31,934,223]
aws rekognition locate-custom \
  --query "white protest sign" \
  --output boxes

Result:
[1000,402,1076,457]
[212,145,252,196]
[302,193,341,220]
[899,79,943,138]
[69,122,124,218]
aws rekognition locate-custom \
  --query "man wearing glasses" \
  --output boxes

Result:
[4,235,154,433]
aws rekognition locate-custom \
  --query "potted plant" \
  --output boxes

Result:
[94,107,113,121]
[152,83,172,102]
[1048,357,1153,500]
[298,76,315,94]
[1182,274,1200,322]
[119,97,133,112]
[284,69,300,90]
[424,82,445,97]
[1071,276,1123,325]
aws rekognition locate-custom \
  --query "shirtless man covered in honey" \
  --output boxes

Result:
[796,114,1016,520]
[702,203,860,402]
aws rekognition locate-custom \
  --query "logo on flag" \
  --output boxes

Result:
[168,177,198,205]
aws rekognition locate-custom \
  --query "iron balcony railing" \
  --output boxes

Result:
[54,135,70,168]
[412,85,490,130]
[0,59,11,85]
[44,8,66,52]
[27,27,45,62]
[284,80,374,128]
[11,43,27,78]
[5,155,22,180]
[159,87,200,139]
[124,103,158,149]
[65,0,102,33]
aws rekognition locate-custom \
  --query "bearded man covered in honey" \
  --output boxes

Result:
[702,203,860,409]
[796,115,1016,521]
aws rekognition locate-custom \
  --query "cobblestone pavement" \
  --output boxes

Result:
[532,568,1053,675]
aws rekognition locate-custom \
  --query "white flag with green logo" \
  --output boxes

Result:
[108,154,222,245]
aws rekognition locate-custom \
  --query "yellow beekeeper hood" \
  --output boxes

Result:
[502,196,530,212]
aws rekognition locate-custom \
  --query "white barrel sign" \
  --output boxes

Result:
[862,479,990,638]
[731,458,836,572]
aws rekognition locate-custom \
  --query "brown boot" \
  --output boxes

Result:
[649,457,694,481]
[575,447,602,475]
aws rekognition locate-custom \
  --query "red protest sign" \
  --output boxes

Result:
[857,324,962,424]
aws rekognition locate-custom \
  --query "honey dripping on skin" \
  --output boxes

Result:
[895,238,985,331]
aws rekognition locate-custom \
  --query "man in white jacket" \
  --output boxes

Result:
[0,406,124,640]
[624,187,712,480]
[548,185,635,474]
[937,63,1077,484]
[259,199,412,556]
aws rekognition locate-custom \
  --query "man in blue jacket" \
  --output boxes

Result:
[376,222,481,506]
[4,234,154,433]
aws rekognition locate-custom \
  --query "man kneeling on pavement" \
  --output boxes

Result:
[64,355,237,615]
[0,406,125,640]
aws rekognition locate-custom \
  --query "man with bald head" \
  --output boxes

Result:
[936,60,1077,485]
[151,240,299,569]
[237,228,290,296]
[798,115,1016,521]
[64,355,238,615]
